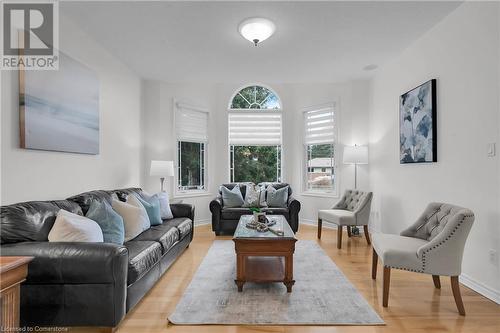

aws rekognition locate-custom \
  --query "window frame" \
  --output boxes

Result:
[228,84,283,184]
[302,103,339,197]
[173,100,209,197]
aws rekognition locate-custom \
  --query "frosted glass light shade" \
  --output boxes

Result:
[238,18,276,46]
[343,146,368,164]
[150,160,174,177]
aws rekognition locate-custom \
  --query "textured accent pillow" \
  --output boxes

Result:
[242,183,262,208]
[86,200,125,244]
[142,191,173,220]
[48,209,104,242]
[266,185,289,208]
[135,194,162,226]
[259,185,268,207]
[112,198,150,242]
[221,185,244,208]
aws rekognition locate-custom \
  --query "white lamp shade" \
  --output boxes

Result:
[150,160,174,177]
[343,145,368,164]
[238,18,276,45]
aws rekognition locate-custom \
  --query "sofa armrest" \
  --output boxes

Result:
[210,196,223,213]
[170,203,195,221]
[0,242,128,284]
[287,196,301,233]
[209,196,223,233]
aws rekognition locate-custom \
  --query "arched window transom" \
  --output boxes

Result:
[230,85,281,110]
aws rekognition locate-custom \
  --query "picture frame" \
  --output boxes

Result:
[399,79,437,164]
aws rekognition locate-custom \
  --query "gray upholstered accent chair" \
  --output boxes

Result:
[317,189,373,249]
[371,202,475,316]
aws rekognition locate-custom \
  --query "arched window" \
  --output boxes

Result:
[230,85,281,110]
[228,85,282,184]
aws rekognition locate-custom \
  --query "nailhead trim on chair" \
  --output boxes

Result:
[420,214,474,272]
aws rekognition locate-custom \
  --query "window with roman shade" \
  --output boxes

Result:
[175,102,208,192]
[228,85,282,183]
[303,104,337,194]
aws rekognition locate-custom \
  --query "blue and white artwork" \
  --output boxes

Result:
[20,51,99,154]
[399,79,437,163]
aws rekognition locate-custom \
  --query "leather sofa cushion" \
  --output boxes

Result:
[124,241,162,284]
[165,218,193,239]
[1,200,83,244]
[261,208,289,220]
[0,242,127,284]
[221,208,253,220]
[221,208,289,220]
[132,223,179,254]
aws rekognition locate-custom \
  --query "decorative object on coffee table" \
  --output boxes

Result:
[233,215,296,292]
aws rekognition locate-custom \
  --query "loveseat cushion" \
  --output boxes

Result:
[261,208,289,220]
[132,223,179,254]
[124,241,162,284]
[165,218,193,239]
[1,200,83,244]
[221,208,253,220]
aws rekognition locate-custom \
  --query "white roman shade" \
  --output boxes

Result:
[175,103,208,142]
[228,112,282,145]
[304,105,335,145]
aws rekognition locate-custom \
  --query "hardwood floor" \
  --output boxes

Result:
[73,224,500,333]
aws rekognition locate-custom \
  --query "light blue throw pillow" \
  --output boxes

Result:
[221,185,245,208]
[86,200,125,245]
[266,185,289,208]
[136,194,162,226]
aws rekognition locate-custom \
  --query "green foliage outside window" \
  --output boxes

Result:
[231,145,281,183]
[178,141,205,190]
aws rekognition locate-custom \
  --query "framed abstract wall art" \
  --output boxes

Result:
[19,51,99,154]
[399,79,437,164]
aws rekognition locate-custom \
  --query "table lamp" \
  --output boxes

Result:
[150,160,174,192]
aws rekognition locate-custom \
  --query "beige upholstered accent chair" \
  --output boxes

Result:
[371,202,475,315]
[317,189,373,249]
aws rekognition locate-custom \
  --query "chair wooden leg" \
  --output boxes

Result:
[363,225,371,245]
[382,266,391,307]
[337,225,343,249]
[432,275,441,289]
[451,276,466,316]
[347,226,352,237]
[317,218,322,239]
[372,248,378,279]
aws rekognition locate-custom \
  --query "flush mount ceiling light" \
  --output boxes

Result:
[238,17,276,46]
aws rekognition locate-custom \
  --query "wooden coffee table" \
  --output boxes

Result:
[233,215,297,292]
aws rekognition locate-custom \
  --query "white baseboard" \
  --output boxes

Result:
[460,273,500,304]
[194,219,210,226]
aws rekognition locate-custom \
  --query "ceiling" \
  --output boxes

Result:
[61,1,462,83]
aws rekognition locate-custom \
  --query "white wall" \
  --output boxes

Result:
[369,2,500,301]
[0,14,142,204]
[140,80,371,224]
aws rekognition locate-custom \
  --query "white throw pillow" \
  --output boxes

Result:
[142,191,173,220]
[112,198,150,242]
[48,209,103,242]
[242,183,261,208]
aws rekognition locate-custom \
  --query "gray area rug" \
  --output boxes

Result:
[168,240,384,325]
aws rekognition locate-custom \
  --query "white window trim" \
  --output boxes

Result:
[173,99,209,196]
[301,102,340,198]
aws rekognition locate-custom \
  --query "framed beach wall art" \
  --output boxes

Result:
[19,51,99,154]
[399,79,437,164]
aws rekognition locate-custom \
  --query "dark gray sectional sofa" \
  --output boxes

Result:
[0,187,194,330]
